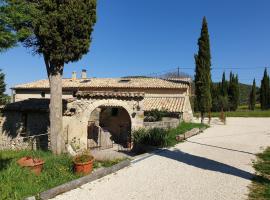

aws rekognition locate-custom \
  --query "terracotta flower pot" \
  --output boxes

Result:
[74,155,94,175]
[17,156,45,175]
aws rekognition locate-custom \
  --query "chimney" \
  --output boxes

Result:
[81,69,87,79]
[72,71,77,81]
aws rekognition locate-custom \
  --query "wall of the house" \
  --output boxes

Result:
[13,87,188,102]
[182,96,193,122]
[143,117,180,129]
[0,111,49,150]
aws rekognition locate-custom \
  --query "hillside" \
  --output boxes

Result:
[191,81,257,106]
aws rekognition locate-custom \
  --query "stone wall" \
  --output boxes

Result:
[143,118,180,129]
[63,98,144,150]
[0,111,49,150]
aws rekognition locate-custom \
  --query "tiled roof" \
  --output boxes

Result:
[76,91,145,98]
[143,97,185,113]
[13,77,189,89]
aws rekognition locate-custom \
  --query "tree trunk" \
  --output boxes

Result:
[49,71,64,155]
[201,111,204,124]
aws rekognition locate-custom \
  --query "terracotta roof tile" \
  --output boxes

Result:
[13,78,189,89]
[143,97,185,113]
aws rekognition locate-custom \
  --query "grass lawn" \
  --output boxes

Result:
[0,150,123,200]
[210,110,270,118]
[249,147,270,200]
[194,107,270,118]
[166,122,208,147]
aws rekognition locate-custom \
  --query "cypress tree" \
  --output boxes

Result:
[0,69,6,104]
[194,17,212,123]
[220,72,228,97]
[228,72,239,111]
[249,79,256,110]
[260,68,270,110]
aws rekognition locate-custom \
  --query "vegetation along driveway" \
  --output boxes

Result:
[52,118,270,200]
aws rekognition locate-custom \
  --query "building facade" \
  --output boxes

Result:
[2,70,193,150]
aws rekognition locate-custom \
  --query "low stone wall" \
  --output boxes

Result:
[0,135,30,150]
[143,118,180,129]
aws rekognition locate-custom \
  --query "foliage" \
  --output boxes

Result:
[249,147,270,200]
[132,128,169,147]
[228,72,240,111]
[74,154,93,163]
[1,0,97,68]
[0,0,32,51]
[144,109,178,122]
[197,109,270,118]
[194,17,212,119]
[249,79,256,110]
[0,69,8,105]
[0,150,123,200]
[132,123,208,148]
[211,81,229,112]
[260,68,270,110]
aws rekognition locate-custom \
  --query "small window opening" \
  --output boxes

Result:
[118,79,131,83]
[41,91,45,98]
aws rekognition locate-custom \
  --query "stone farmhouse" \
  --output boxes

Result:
[1,70,193,150]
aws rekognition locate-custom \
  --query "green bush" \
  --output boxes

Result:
[132,123,208,149]
[132,128,168,147]
[144,109,179,122]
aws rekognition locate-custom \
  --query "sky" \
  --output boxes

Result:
[1,0,270,93]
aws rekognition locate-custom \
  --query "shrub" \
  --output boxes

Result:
[132,128,168,147]
[144,109,178,122]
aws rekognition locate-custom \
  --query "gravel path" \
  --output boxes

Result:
[51,118,270,200]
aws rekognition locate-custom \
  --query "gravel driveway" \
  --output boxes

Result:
[52,118,270,200]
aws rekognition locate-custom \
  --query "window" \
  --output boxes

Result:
[41,91,45,98]
[118,79,130,83]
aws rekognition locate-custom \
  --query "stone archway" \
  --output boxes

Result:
[88,105,132,149]
[63,98,144,150]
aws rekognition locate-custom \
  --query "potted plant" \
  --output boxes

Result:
[17,156,45,175]
[73,151,94,175]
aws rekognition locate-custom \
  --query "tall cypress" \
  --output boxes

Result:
[220,72,228,96]
[228,72,239,111]
[0,69,6,104]
[194,17,212,123]
[260,68,270,110]
[249,79,256,110]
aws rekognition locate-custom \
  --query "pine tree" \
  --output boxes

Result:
[260,68,270,110]
[1,0,97,154]
[194,17,212,123]
[249,79,256,110]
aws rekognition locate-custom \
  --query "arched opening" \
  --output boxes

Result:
[87,105,132,149]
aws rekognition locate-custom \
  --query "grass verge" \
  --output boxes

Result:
[249,147,270,200]
[0,150,123,200]
[166,122,208,147]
